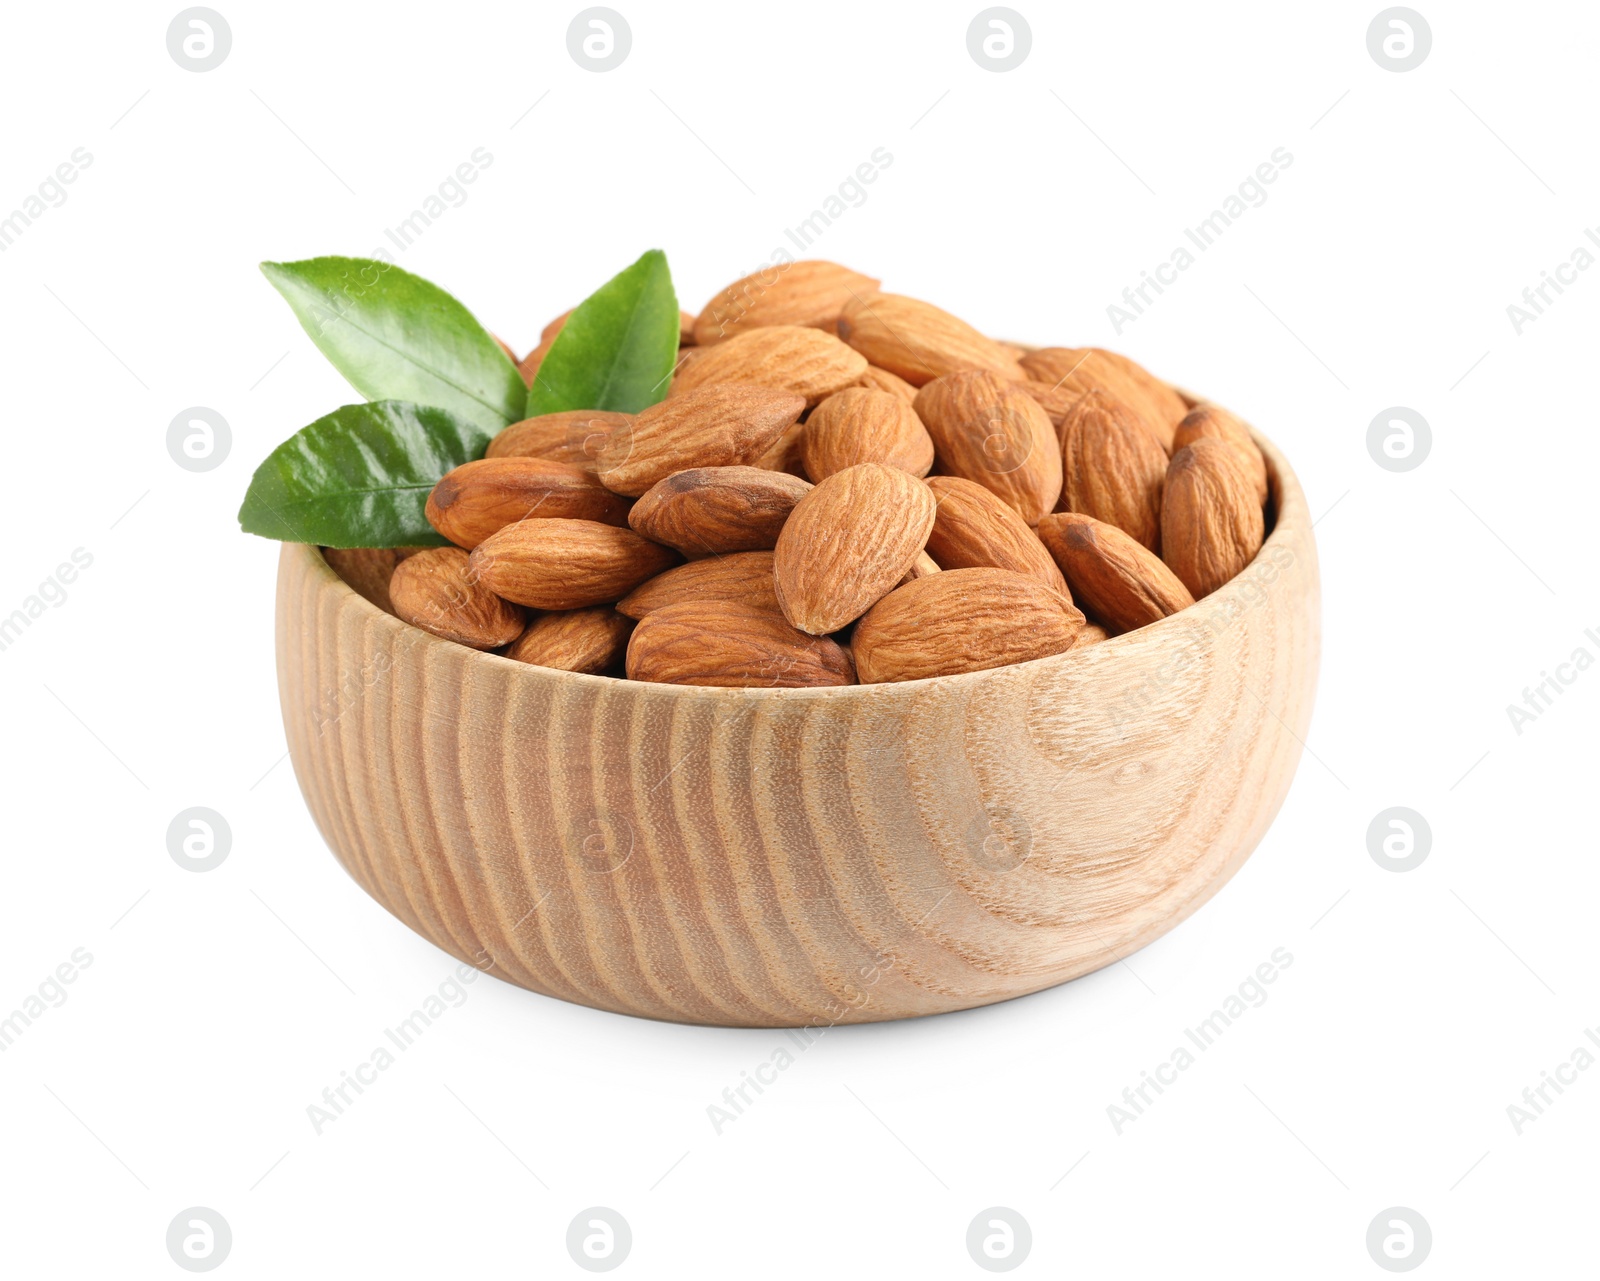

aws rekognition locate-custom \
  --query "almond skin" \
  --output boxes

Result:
[801,387,935,481]
[773,463,938,635]
[1161,439,1265,598]
[468,519,679,610]
[1020,347,1187,452]
[900,550,941,583]
[616,551,782,620]
[913,370,1062,525]
[1060,390,1168,551]
[668,325,867,406]
[1036,512,1194,634]
[853,567,1085,683]
[505,607,633,674]
[389,547,525,649]
[1076,621,1110,647]
[627,600,856,687]
[426,457,630,549]
[750,417,808,477]
[837,293,1027,386]
[857,365,920,404]
[323,547,402,615]
[672,346,705,382]
[693,260,880,346]
[485,410,632,471]
[1018,380,1077,433]
[516,312,568,386]
[1174,404,1268,505]
[629,466,812,556]
[924,476,1068,595]
[596,384,805,497]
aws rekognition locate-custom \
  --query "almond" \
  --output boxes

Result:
[1161,439,1264,598]
[426,457,630,549]
[1020,347,1187,451]
[751,417,808,477]
[900,550,941,583]
[323,546,402,614]
[853,567,1085,683]
[668,325,867,405]
[1036,512,1194,634]
[627,600,856,687]
[628,467,811,557]
[857,365,920,404]
[1060,390,1167,551]
[1077,621,1110,647]
[912,370,1062,525]
[595,384,804,497]
[672,346,704,381]
[389,547,525,649]
[516,312,568,386]
[539,309,573,343]
[468,519,679,609]
[801,387,935,481]
[677,309,696,346]
[924,476,1068,594]
[505,607,633,674]
[693,260,880,346]
[616,551,782,620]
[485,410,631,471]
[1174,404,1268,505]
[837,293,1027,386]
[773,463,938,635]
[1018,379,1077,434]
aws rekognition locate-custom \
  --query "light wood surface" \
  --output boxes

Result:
[276,427,1320,1027]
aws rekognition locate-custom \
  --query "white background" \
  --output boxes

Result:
[2,0,1595,1275]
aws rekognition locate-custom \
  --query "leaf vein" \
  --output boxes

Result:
[330,312,511,421]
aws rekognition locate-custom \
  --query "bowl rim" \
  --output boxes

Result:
[292,417,1309,700]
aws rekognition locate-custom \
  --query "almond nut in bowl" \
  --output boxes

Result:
[273,423,1315,1027]
[254,252,1320,1027]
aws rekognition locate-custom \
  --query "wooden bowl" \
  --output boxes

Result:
[275,427,1318,1027]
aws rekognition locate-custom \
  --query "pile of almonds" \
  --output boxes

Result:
[327,261,1270,687]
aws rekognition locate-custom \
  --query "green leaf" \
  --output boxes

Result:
[237,401,492,547]
[526,249,679,417]
[261,256,524,433]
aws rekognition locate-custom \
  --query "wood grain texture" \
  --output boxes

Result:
[276,424,1319,1027]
